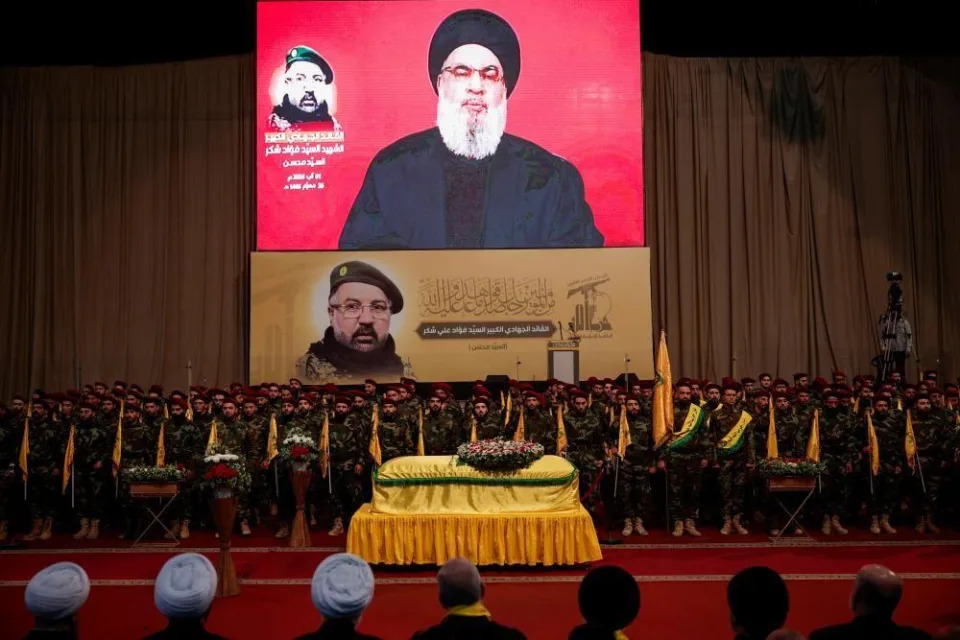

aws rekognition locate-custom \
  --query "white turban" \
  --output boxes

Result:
[24,562,90,620]
[154,553,218,619]
[311,553,375,619]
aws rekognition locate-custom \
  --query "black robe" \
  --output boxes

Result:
[338,128,604,249]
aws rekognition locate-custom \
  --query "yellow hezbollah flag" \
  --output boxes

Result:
[186,405,194,421]
[617,404,631,458]
[905,409,917,470]
[866,409,880,475]
[111,400,124,477]
[805,409,820,462]
[266,413,279,462]
[368,405,382,466]
[18,410,30,479]
[651,330,673,448]
[470,415,477,443]
[156,422,166,467]
[416,407,425,456]
[503,393,512,427]
[512,407,526,442]
[205,419,218,455]
[62,424,76,494]
[319,411,330,478]
[766,397,778,459]
[556,404,568,454]
[163,403,169,420]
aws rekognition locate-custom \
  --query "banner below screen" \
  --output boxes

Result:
[250,248,653,383]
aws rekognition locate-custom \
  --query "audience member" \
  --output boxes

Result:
[727,566,790,640]
[411,557,525,639]
[296,553,381,640]
[145,552,225,640]
[767,631,805,640]
[569,565,641,640]
[23,562,90,640]
[808,564,931,640]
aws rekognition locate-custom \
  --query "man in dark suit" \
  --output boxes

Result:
[338,9,603,250]
[809,565,932,640]
[411,557,525,640]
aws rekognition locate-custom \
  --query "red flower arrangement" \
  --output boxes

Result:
[204,463,239,481]
[290,445,311,461]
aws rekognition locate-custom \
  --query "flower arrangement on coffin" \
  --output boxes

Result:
[280,428,317,547]
[757,457,826,478]
[198,444,252,499]
[120,466,185,484]
[457,438,545,472]
[280,428,320,473]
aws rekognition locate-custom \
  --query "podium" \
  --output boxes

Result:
[547,339,581,384]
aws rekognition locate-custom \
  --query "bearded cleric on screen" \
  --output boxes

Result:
[338,9,604,250]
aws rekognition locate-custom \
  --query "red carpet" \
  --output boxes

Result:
[2,529,959,639]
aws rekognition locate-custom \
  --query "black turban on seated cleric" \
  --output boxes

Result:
[337,9,604,250]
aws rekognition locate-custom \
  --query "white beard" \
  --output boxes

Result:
[436,97,506,160]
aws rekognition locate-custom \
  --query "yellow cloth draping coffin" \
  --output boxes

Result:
[347,455,602,566]
[371,455,579,515]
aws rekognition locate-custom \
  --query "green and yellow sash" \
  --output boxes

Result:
[664,404,704,451]
[717,411,753,455]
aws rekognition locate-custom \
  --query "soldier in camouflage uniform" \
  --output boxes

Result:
[432,383,463,424]
[70,402,113,540]
[469,396,503,441]
[23,401,65,541]
[272,398,298,538]
[817,390,857,535]
[712,385,755,535]
[663,382,712,537]
[421,393,461,455]
[0,396,26,541]
[377,398,414,463]
[609,395,653,536]
[866,393,903,534]
[763,391,806,535]
[216,398,255,535]
[563,390,605,516]
[118,404,160,539]
[510,392,557,454]
[908,394,948,534]
[163,398,204,539]
[325,395,366,535]
[241,396,268,526]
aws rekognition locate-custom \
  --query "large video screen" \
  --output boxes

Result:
[256,0,644,250]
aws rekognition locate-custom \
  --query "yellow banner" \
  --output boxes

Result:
[250,248,653,384]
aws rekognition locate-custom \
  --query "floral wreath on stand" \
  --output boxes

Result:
[120,466,185,484]
[197,443,252,496]
[456,438,545,472]
[280,428,320,471]
[756,457,826,478]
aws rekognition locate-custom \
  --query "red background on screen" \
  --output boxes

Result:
[256,0,643,249]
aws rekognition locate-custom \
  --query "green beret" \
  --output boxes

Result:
[285,45,334,84]
[329,261,403,314]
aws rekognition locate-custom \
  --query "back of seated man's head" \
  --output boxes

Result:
[852,564,903,618]
[727,567,789,639]
[437,557,484,608]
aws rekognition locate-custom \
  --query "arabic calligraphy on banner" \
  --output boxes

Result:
[249,248,653,384]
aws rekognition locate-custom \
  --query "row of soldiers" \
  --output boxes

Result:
[1,370,959,541]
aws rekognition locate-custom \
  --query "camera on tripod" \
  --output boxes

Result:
[886,271,903,313]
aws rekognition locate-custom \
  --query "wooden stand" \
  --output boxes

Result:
[289,467,313,548]
[210,492,240,597]
[767,475,818,540]
[128,482,179,547]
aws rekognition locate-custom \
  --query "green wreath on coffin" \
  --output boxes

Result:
[757,457,825,477]
[456,438,545,472]
[120,466,185,483]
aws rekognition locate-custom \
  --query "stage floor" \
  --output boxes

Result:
[2,527,959,639]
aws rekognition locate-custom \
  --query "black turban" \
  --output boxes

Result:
[428,9,521,98]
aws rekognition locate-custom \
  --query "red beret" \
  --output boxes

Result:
[625,393,640,402]
[334,395,351,406]
[772,391,791,400]
[79,402,97,411]
[170,397,189,410]
[323,384,338,394]
[722,383,740,393]
[751,389,771,398]
[364,378,377,386]
[704,383,722,392]
[773,379,789,387]
[874,392,892,402]
[569,389,588,399]
[586,377,600,385]
[740,377,755,384]
[473,395,491,406]
[380,397,398,407]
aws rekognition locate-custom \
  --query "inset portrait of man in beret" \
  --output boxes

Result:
[297,261,406,380]
[338,9,603,250]
[268,45,341,131]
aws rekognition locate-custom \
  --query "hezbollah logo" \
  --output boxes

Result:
[339,265,348,277]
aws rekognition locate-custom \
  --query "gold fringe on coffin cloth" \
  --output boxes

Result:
[346,503,602,566]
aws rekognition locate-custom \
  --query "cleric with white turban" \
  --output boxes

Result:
[311,553,375,619]
[25,562,90,621]
[154,553,217,618]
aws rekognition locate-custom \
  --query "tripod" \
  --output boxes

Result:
[874,275,905,382]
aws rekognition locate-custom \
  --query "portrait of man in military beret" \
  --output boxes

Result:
[268,45,340,131]
[338,9,604,250]
[297,260,406,381]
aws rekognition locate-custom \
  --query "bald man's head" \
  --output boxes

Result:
[437,557,483,608]
[852,564,903,618]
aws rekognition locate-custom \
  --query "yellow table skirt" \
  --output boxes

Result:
[346,503,603,566]
[371,455,579,515]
